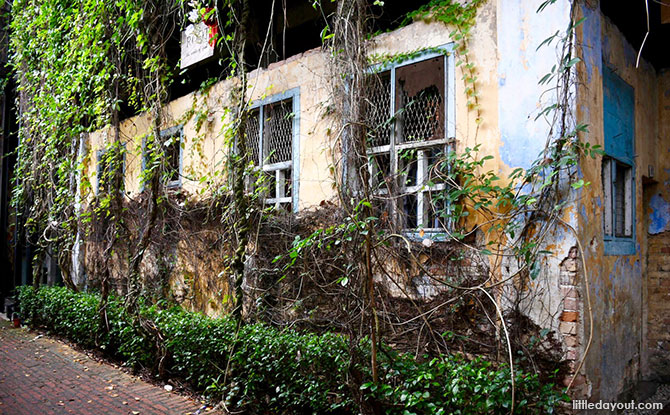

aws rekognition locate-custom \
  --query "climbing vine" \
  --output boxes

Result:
[8,0,598,411]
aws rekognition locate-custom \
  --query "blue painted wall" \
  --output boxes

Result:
[497,0,571,170]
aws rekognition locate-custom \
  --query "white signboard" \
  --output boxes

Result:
[180,22,215,69]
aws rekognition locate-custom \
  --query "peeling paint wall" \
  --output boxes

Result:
[497,0,572,170]
[576,1,662,401]
[645,69,670,382]
[82,13,510,316]
[496,0,584,393]
[76,0,667,400]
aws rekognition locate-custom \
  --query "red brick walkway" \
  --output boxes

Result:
[0,320,221,414]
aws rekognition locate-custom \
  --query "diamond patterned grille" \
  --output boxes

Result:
[365,55,450,231]
[399,85,443,142]
[245,109,260,164]
[365,72,391,147]
[264,99,293,164]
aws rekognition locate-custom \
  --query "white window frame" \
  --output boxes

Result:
[161,125,184,189]
[602,157,634,250]
[366,46,455,235]
[246,88,300,212]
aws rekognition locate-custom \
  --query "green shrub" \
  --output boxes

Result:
[18,286,153,365]
[360,345,567,414]
[17,286,566,414]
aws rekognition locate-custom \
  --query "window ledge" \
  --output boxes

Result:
[403,230,451,243]
[604,238,636,256]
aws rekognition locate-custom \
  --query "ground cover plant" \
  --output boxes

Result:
[18,285,567,414]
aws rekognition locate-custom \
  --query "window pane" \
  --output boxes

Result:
[370,153,391,192]
[165,135,180,183]
[398,148,418,187]
[402,194,418,229]
[395,56,445,143]
[264,99,293,164]
[425,146,447,185]
[245,109,261,165]
[264,171,276,199]
[602,158,613,236]
[365,71,392,147]
[613,161,632,238]
[284,168,292,198]
[423,192,446,229]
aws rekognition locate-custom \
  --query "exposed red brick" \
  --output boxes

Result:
[563,297,578,310]
[560,311,579,322]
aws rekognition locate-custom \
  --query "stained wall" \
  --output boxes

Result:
[576,1,663,401]
[80,0,661,400]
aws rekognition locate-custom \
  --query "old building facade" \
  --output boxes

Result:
[3,0,669,407]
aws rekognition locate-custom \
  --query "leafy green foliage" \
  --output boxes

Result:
[9,0,177,271]
[18,286,353,413]
[361,345,567,414]
[18,286,566,414]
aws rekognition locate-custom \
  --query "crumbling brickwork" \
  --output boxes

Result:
[559,247,589,398]
[647,230,670,381]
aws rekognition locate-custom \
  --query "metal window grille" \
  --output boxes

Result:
[264,100,293,165]
[365,55,452,232]
[245,98,295,210]
[245,109,261,165]
[364,73,392,148]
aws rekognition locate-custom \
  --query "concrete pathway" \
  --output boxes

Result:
[0,319,221,414]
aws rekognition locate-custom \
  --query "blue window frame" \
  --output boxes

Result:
[141,125,184,190]
[602,65,635,256]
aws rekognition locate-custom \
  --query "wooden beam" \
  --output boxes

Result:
[662,5,670,24]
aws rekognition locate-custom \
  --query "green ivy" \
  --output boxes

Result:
[18,285,567,414]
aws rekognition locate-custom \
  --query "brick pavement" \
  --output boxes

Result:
[0,319,221,415]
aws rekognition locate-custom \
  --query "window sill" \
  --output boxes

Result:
[604,238,636,256]
[403,230,450,243]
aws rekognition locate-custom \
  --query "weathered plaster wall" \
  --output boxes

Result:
[83,15,511,312]
[496,0,582,385]
[576,2,660,400]
[80,3,609,395]
[497,0,571,170]
[87,47,334,209]
[645,69,670,381]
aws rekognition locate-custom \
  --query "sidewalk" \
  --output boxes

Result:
[0,319,221,414]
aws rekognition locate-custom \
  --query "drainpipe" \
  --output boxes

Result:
[71,132,87,290]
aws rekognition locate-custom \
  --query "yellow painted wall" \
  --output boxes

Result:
[86,9,509,208]
[79,0,670,401]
